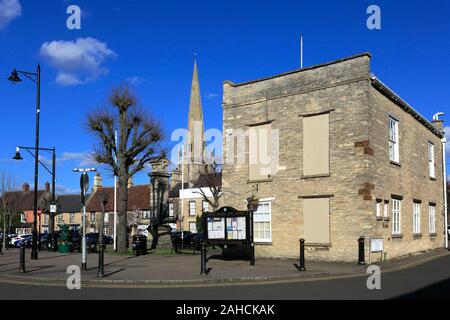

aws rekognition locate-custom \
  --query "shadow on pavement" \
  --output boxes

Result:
[392,278,450,300]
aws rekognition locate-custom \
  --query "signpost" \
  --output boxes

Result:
[73,168,96,271]
[369,238,384,264]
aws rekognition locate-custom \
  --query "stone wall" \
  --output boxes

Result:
[221,53,445,262]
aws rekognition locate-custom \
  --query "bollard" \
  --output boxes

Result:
[299,239,306,271]
[19,242,26,273]
[200,243,207,276]
[250,243,255,266]
[358,236,366,265]
[97,242,105,278]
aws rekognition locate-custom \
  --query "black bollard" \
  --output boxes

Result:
[358,236,366,265]
[249,243,256,266]
[19,242,26,273]
[200,243,207,276]
[299,239,306,271]
[97,242,105,278]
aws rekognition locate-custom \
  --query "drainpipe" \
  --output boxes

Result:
[442,136,448,249]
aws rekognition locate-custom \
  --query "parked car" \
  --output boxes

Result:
[13,235,33,248]
[10,234,31,245]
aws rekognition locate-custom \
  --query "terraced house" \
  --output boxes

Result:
[221,53,446,262]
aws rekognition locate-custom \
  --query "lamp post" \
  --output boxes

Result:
[8,65,41,260]
[247,196,259,266]
[13,146,57,251]
[73,168,97,271]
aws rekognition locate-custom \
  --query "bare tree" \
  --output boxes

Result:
[0,173,19,249]
[86,85,165,252]
[194,162,222,212]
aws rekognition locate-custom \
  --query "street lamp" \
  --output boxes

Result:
[13,146,57,251]
[247,196,259,266]
[73,168,97,271]
[8,65,41,260]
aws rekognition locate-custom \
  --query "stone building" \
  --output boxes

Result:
[221,53,446,262]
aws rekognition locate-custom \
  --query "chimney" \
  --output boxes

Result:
[23,183,30,193]
[432,120,444,132]
[93,173,103,191]
[45,181,50,192]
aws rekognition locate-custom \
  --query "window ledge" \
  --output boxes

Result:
[305,243,332,248]
[430,177,436,181]
[383,217,391,222]
[376,217,384,222]
[247,179,272,184]
[255,242,272,246]
[301,174,331,180]
[392,233,403,239]
[390,161,401,168]
[413,233,423,239]
[429,233,437,238]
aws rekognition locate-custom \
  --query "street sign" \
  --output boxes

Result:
[370,238,384,253]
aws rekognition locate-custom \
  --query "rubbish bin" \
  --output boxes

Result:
[132,235,147,256]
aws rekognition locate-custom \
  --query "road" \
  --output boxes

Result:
[0,254,449,300]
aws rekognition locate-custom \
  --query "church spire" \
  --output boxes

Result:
[185,56,205,183]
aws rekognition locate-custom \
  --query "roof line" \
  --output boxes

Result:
[223,52,372,87]
[370,75,444,138]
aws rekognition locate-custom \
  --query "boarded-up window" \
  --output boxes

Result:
[303,198,330,244]
[303,113,329,176]
[249,123,272,181]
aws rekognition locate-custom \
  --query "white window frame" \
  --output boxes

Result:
[57,214,64,224]
[392,199,401,235]
[428,142,435,178]
[169,203,174,217]
[413,202,421,234]
[43,214,49,224]
[384,201,389,218]
[189,201,196,216]
[202,201,210,213]
[376,200,382,218]
[189,221,197,233]
[90,212,96,223]
[253,201,272,243]
[429,204,436,234]
[69,213,75,224]
[389,117,400,163]
[142,211,151,219]
[21,213,26,223]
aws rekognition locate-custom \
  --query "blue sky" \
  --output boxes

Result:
[0,0,449,193]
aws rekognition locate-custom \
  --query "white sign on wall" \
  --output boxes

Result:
[370,238,384,253]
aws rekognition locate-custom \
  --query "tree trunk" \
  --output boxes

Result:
[117,174,129,253]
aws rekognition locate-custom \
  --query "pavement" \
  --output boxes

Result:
[0,246,448,288]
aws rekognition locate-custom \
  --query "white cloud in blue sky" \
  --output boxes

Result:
[0,0,21,30]
[40,37,116,86]
[126,76,147,86]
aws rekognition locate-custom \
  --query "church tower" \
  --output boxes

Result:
[184,58,205,184]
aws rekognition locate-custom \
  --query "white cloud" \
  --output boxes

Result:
[56,185,79,195]
[0,0,21,30]
[126,76,147,86]
[40,37,116,86]
[39,151,98,168]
